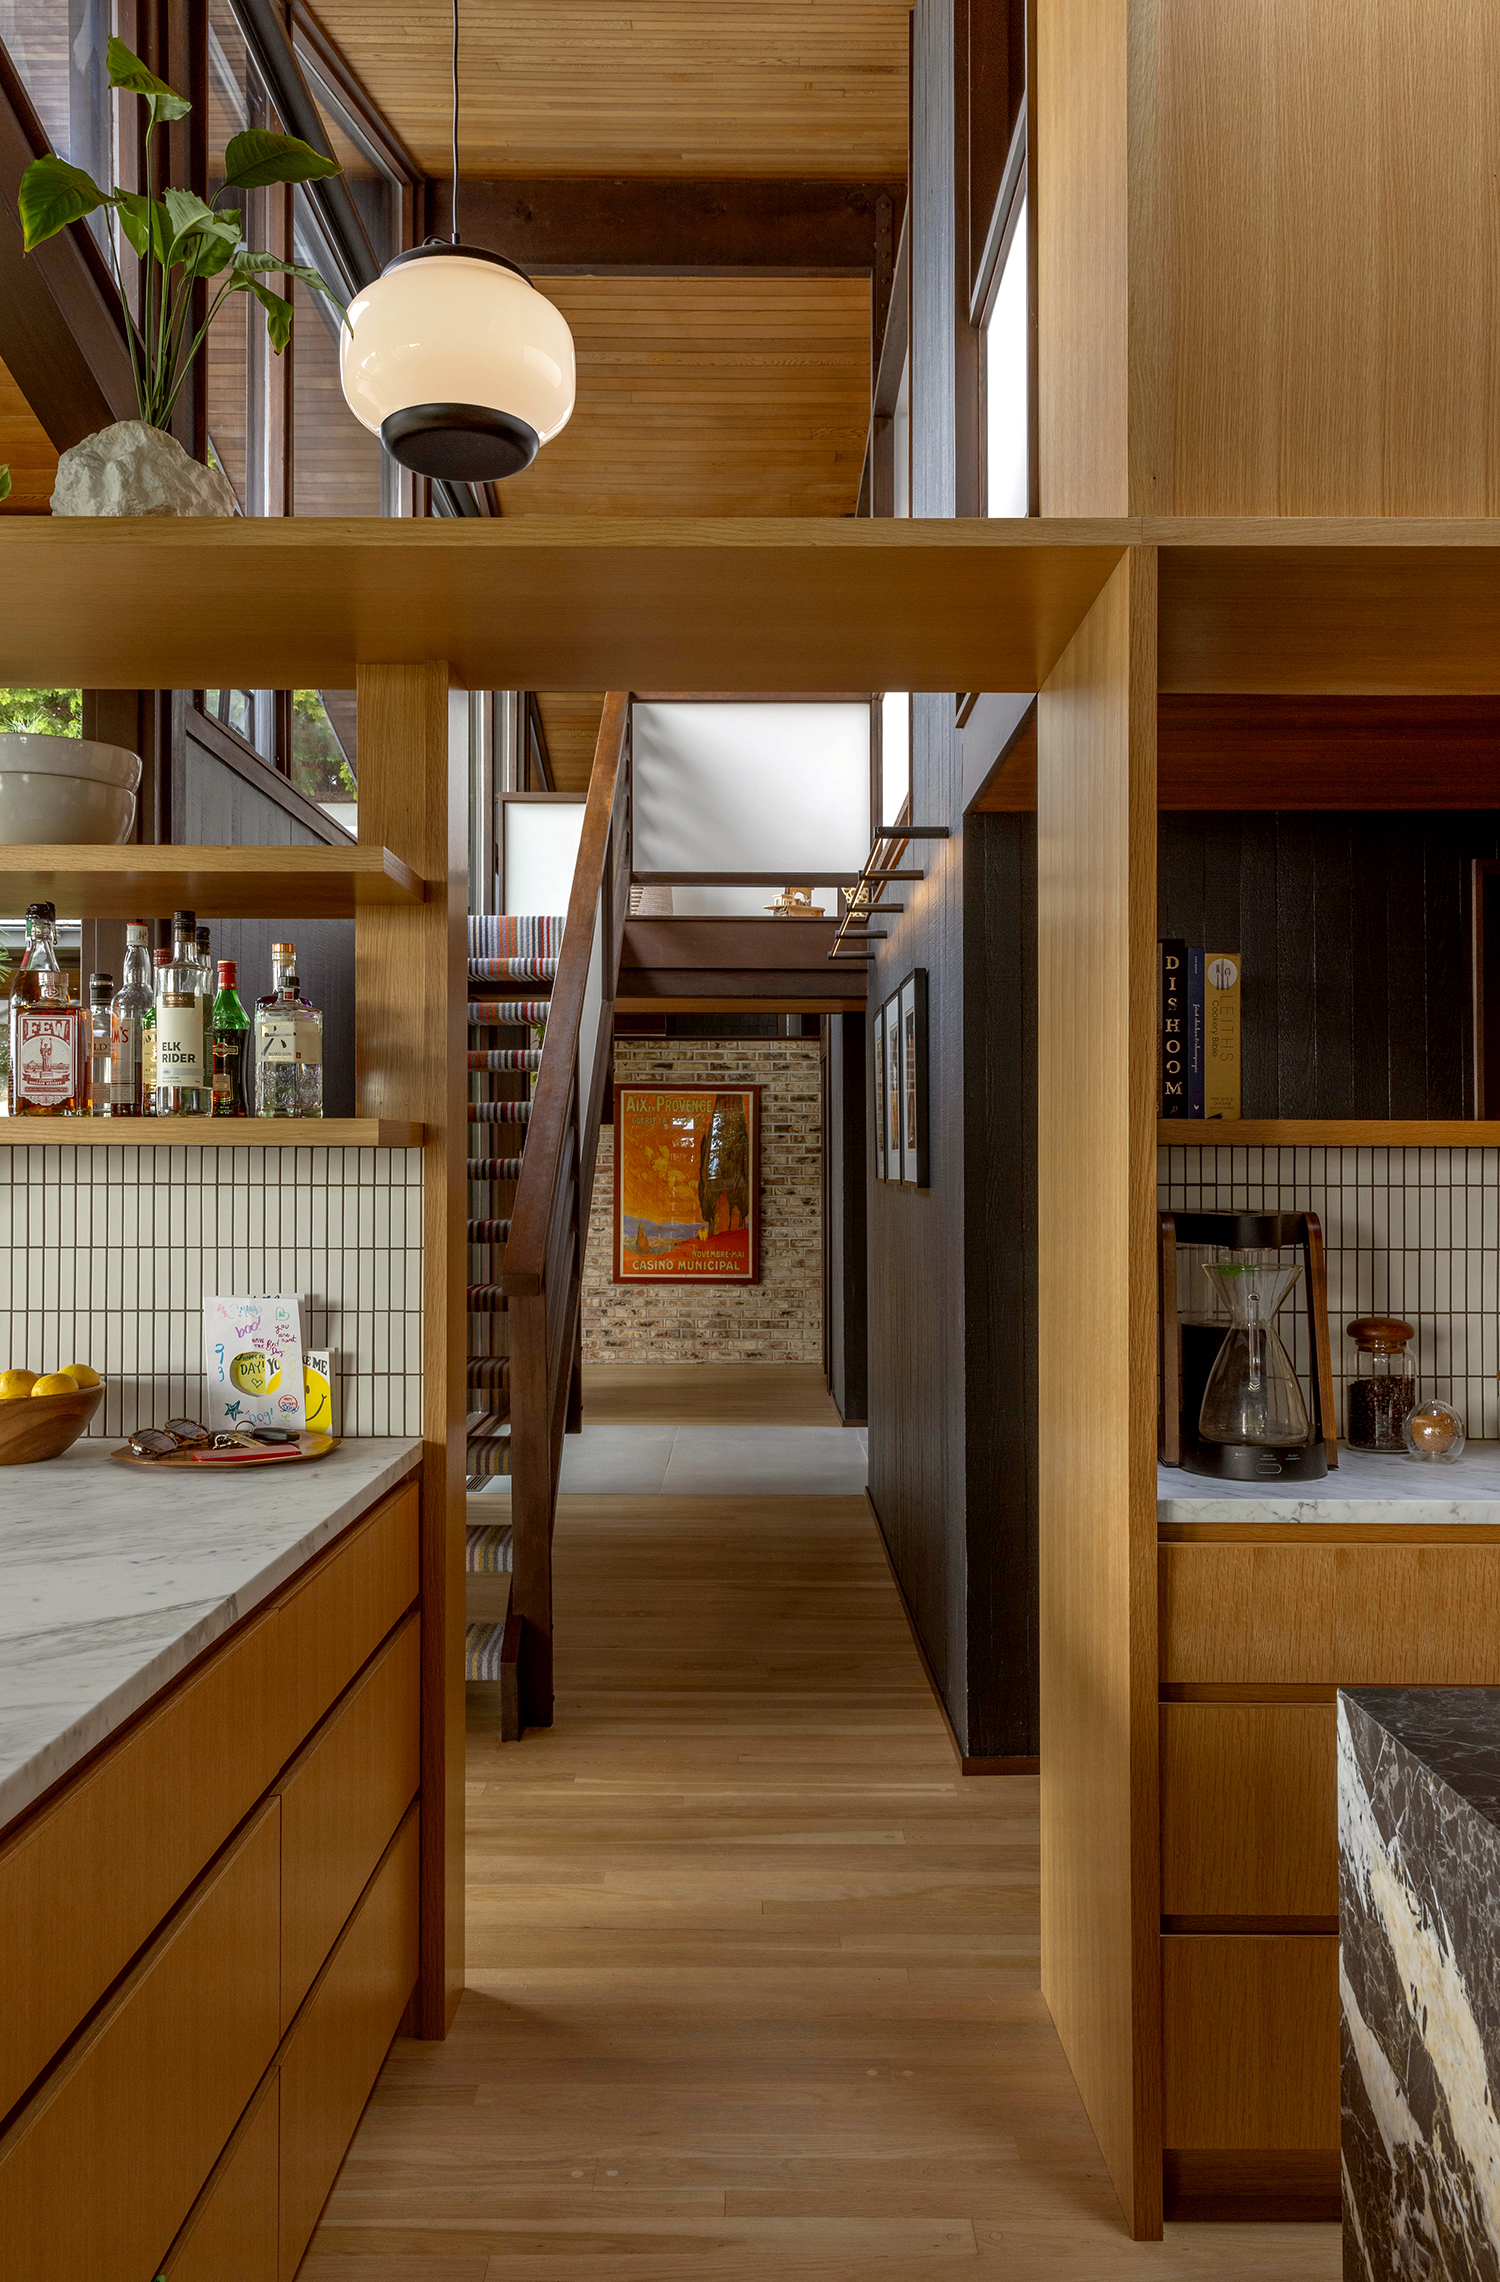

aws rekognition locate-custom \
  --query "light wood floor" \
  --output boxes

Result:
[581,1361,844,1427]
[305,1494,1338,2279]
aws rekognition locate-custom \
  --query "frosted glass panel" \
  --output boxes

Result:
[985,194,1029,519]
[632,704,870,874]
[504,801,584,915]
[880,692,909,826]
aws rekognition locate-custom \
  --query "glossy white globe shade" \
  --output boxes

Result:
[339,246,576,481]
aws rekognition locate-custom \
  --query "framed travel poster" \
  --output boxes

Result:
[873,1006,888,1181]
[882,996,902,1172]
[899,969,929,1187]
[613,1084,762,1284]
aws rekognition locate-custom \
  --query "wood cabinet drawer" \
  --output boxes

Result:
[277,1479,420,1743]
[1161,1933,1338,2150]
[0,1799,282,2281]
[0,1609,289,2122]
[1160,1703,1336,1918]
[279,1801,420,2280]
[280,1610,421,2029]
[161,2074,279,2281]
[1160,1542,1500,1684]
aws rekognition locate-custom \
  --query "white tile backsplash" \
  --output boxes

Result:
[0,1143,423,1440]
[1160,1144,1500,1441]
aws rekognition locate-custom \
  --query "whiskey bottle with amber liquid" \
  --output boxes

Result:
[9,901,86,1116]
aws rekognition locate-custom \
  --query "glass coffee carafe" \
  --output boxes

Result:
[1197,1254,1312,1450]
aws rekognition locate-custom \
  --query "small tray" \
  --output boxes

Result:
[110,1432,340,1471]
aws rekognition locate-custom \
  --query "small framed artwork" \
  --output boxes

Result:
[882,995,902,1174]
[873,1005,887,1181]
[613,1083,762,1284]
[899,969,929,1187]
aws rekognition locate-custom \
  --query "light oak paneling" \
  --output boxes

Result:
[276,1480,421,1744]
[1160,1704,1337,1919]
[162,2073,280,2282]
[1161,1934,1340,2149]
[309,0,912,177]
[0,843,419,920]
[0,1801,281,2281]
[534,693,605,796]
[1161,1542,1500,1685]
[0,350,58,515]
[356,668,465,2035]
[279,1803,420,2281]
[503,280,872,522]
[1153,0,1500,516]
[1037,552,1161,2237]
[280,1612,422,2029]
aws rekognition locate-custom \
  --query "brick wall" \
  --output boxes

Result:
[583,1037,823,1362]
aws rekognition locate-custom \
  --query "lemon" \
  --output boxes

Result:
[60,1363,101,1389]
[32,1372,81,1398]
[0,1369,37,1400]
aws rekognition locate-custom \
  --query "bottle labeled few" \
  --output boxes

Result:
[9,902,86,1116]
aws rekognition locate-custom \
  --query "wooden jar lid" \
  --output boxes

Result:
[1346,1315,1414,1353]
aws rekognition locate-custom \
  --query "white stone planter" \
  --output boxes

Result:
[50,420,236,517]
[0,734,142,845]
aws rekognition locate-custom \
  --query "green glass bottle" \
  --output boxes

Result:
[211,959,251,1117]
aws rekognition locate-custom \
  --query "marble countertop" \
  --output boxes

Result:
[0,1436,422,1832]
[1344,1688,1500,1833]
[1159,1441,1500,1525]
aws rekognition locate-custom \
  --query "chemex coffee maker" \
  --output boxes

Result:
[1158,1211,1338,1480]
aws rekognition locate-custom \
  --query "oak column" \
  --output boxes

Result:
[356,662,466,2035]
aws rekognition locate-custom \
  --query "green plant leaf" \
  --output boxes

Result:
[161,185,216,252]
[237,248,349,320]
[245,276,294,353]
[222,129,341,190]
[0,465,10,502]
[186,220,241,280]
[106,37,191,125]
[113,188,151,257]
[17,154,109,251]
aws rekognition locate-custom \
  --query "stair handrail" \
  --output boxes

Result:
[503,691,631,1298]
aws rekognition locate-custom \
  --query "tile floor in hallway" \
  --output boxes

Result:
[305,1468,1340,2280]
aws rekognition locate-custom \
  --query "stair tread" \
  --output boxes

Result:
[468,1001,550,1023]
[466,1521,513,1573]
[467,1220,512,1242]
[468,1051,542,1072]
[467,1156,525,1179]
[465,1616,516,1680]
[467,1284,510,1309]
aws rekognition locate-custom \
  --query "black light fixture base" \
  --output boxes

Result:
[380,402,540,482]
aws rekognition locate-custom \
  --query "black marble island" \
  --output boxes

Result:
[1340,1688,1500,2280]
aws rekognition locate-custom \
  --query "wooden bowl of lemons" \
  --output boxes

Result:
[0,1365,104,1465]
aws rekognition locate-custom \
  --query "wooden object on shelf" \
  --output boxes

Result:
[1158,1120,1500,1145]
[0,1380,102,1465]
[1159,1703,1337,1920]
[1036,552,1162,2238]
[1160,1934,1339,2149]
[355,661,465,2038]
[0,843,420,918]
[0,1117,424,1145]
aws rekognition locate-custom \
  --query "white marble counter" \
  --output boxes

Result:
[1159,1441,1500,1526]
[0,1436,422,1831]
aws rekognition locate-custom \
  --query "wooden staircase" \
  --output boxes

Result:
[462,694,632,1737]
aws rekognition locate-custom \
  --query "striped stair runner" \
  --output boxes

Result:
[464,914,564,1490]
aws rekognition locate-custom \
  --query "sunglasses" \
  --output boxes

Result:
[126,1419,299,1460]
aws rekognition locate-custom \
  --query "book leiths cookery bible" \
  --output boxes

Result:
[1204,952,1241,1120]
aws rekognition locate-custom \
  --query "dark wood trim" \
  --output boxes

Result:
[185,703,355,843]
[426,176,906,277]
[864,1493,1032,1778]
[1161,1916,1339,1935]
[524,695,555,792]
[1162,2150,1340,2225]
[630,873,861,888]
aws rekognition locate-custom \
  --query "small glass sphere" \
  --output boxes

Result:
[1402,1398,1466,1463]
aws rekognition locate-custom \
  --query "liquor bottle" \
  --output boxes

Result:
[255,968,303,1116]
[295,972,323,1116]
[106,924,153,1116]
[211,959,251,1117]
[154,909,212,1115]
[195,925,214,1085]
[254,943,323,1117]
[9,902,86,1116]
[87,973,113,1113]
[141,946,171,1103]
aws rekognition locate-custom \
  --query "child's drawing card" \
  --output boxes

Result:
[203,1295,306,1432]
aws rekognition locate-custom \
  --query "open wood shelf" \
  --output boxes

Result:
[0,844,421,918]
[1159,1120,1500,1146]
[0,1117,423,1145]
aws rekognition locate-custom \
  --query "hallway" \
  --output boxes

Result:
[305,1481,1339,2278]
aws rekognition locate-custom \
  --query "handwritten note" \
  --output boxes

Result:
[202,1295,306,1432]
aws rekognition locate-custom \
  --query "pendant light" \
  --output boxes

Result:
[338,0,575,481]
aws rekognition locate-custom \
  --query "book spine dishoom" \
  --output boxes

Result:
[1204,951,1241,1119]
[1159,939,1187,1117]
[1187,946,1205,1120]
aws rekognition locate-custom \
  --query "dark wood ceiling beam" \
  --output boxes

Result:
[422,177,906,281]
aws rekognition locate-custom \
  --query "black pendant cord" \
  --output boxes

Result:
[450,0,461,244]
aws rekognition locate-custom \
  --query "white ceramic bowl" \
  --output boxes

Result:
[0,734,142,845]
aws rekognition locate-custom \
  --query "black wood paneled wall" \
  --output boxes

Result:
[1158,812,1499,1121]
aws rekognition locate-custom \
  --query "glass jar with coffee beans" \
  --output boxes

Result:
[1345,1317,1417,1452]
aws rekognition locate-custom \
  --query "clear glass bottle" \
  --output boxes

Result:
[9,902,86,1116]
[154,908,212,1115]
[255,969,303,1117]
[107,924,154,1116]
[86,973,113,1113]
[141,946,171,1104]
[295,972,323,1116]
[212,959,251,1117]
[195,925,214,1086]
[1345,1317,1417,1452]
